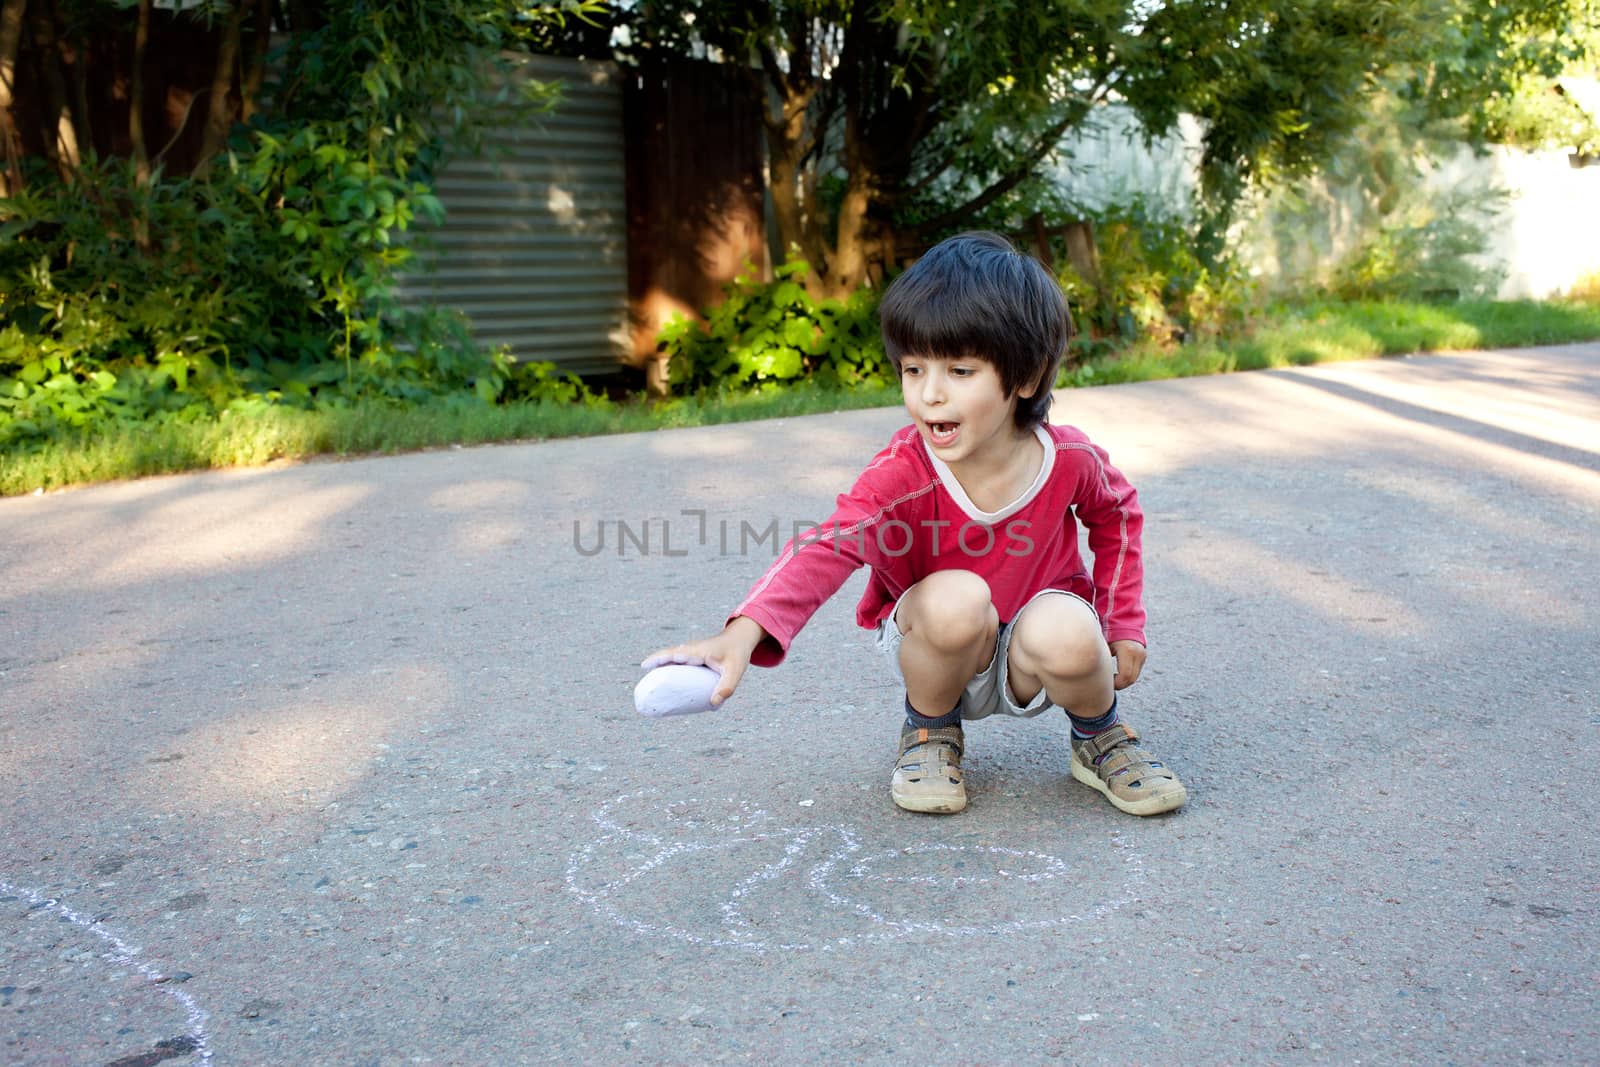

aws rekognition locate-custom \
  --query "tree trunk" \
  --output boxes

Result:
[822,2,937,294]
[761,76,827,290]
[1062,219,1102,288]
[766,136,824,286]
[194,0,245,177]
[128,0,151,183]
[825,169,873,299]
[1028,213,1055,270]
[29,0,79,175]
[66,20,89,157]
[0,0,27,196]
[1062,218,1107,332]
[240,0,272,122]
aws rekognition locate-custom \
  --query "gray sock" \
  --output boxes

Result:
[905,695,962,729]
[1067,695,1119,741]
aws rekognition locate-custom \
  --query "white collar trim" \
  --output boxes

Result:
[926,424,1054,524]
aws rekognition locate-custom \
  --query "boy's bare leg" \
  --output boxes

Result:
[889,570,996,815]
[1005,593,1114,715]
[1008,591,1186,815]
[894,570,1000,715]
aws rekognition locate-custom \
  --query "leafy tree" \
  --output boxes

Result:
[604,0,1591,296]
[1402,0,1598,151]
[1227,0,1596,309]
[1,0,605,188]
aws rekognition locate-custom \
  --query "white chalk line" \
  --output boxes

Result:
[565,792,1146,954]
[0,878,212,1062]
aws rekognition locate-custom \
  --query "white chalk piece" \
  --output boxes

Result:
[634,664,723,718]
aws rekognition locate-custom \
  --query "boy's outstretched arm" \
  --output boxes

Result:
[641,615,768,707]
[1110,639,1146,691]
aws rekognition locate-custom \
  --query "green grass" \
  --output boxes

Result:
[5,297,1599,496]
[0,379,904,496]
[1069,298,1600,386]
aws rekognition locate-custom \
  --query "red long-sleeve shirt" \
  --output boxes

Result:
[732,423,1146,667]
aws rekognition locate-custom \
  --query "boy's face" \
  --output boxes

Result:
[898,353,1034,469]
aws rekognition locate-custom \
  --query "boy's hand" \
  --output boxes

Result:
[641,616,767,706]
[1109,640,1146,691]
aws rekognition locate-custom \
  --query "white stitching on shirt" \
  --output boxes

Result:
[737,477,939,607]
[1054,440,1130,632]
[737,426,927,611]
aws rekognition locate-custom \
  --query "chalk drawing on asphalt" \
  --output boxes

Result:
[565,792,1144,954]
[0,878,212,1062]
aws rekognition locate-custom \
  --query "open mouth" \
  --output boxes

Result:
[927,420,960,446]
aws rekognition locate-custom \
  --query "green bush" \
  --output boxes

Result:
[0,1,610,451]
[0,151,524,449]
[1568,270,1600,304]
[0,157,289,443]
[1326,189,1506,302]
[499,356,610,407]
[1048,200,1257,352]
[658,260,891,392]
[1239,85,1513,305]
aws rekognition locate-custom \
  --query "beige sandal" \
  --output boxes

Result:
[1070,723,1187,815]
[891,723,967,814]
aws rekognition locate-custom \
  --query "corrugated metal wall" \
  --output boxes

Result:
[400,55,630,376]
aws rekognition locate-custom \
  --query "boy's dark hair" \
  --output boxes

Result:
[879,231,1073,430]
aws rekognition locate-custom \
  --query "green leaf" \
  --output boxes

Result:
[772,282,806,307]
[783,318,816,350]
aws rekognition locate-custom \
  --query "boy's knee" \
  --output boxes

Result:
[904,570,995,651]
[1012,596,1107,680]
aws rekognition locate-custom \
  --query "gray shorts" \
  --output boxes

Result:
[874,587,1097,722]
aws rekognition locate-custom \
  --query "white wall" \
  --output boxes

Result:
[1446,146,1600,299]
[1045,105,1600,300]
[1045,106,1203,215]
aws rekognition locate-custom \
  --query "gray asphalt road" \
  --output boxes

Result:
[2,344,1597,1066]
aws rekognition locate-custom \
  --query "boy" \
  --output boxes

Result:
[642,231,1185,817]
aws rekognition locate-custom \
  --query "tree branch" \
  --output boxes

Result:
[0,0,28,195]
[129,0,152,183]
[240,0,273,122]
[29,0,80,174]
[756,39,788,135]
[67,16,88,155]
[898,139,964,200]
[797,81,838,168]
[194,0,246,177]
[909,102,1088,236]
[154,87,209,167]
